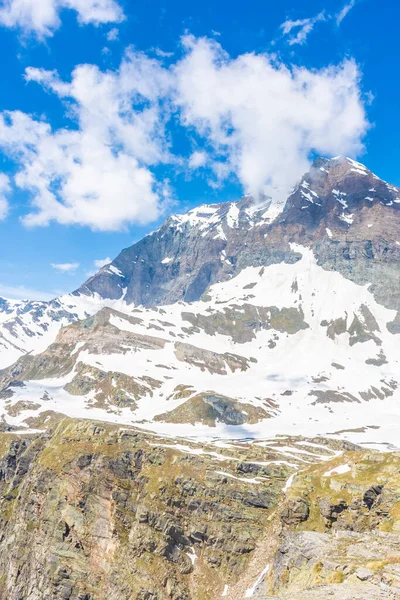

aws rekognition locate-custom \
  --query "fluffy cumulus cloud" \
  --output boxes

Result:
[280,12,325,45]
[0,0,124,37]
[0,51,173,231]
[174,36,368,199]
[106,26,118,41]
[188,150,207,169]
[0,36,369,229]
[51,262,80,273]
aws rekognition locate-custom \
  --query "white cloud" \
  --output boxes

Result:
[94,257,111,268]
[152,47,174,58]
[0,283,57,301]
[174,36,368,200]
[0,36,369,226]
[336,0,357,25]
[188,150,207,169]
[0,173,11,220]
[106,26,118,41]
[51,262,80,273]
[0,0,124,38]
[281,11,325,45]
[0,50,173,231]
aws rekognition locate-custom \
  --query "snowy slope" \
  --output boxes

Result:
[0,156,399,448]
[1,245,399,448]
[0,291,136,369]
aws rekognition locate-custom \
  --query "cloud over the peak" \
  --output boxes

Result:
[94,257,111,268]
[0,0,124,38]
[174,36,368,199]
[0,36,369,228]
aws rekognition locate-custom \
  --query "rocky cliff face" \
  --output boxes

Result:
[0,419,353,600]
[250,450,400,599]
[0,421,398,600]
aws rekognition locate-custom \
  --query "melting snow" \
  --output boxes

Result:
[215,471,264,485]
[221,584,229,597]
[323,463,351,477]
[187,547,197,565]
[339,213,354,225]
[2,245,400,450]
[282,473,295,493]
[226,204,240,228]
[108,265,124,277]
[244,565,270,598]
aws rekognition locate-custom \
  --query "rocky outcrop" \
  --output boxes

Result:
[154,392,271,426]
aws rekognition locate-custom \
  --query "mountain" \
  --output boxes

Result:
[1,156,399,370]
[0,156,400,600]
[78,156,400,311]
[0,156,399,448]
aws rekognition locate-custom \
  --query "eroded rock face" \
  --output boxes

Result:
[0,426,400,599]
[0,419,297,600]
[280,498,310,525]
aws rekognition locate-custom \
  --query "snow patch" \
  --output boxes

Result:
[323,463,351,477]
[244,565,270,598]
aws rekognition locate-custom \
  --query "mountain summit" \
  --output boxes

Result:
[77,156,400,310]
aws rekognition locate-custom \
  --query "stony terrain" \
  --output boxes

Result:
[0,420,351,600]
[248,451,400,599]
[0,421,398,599]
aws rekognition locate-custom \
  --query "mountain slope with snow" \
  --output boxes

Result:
[1,244,399,448]
[0,156,399,447]
[1,156,399,372]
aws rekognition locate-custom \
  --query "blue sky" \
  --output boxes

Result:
[0,0,398,300]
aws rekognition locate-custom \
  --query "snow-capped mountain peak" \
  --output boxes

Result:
[0,156,399,450]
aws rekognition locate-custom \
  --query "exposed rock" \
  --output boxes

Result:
[154,392,270,426]
[280,498,310,525]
